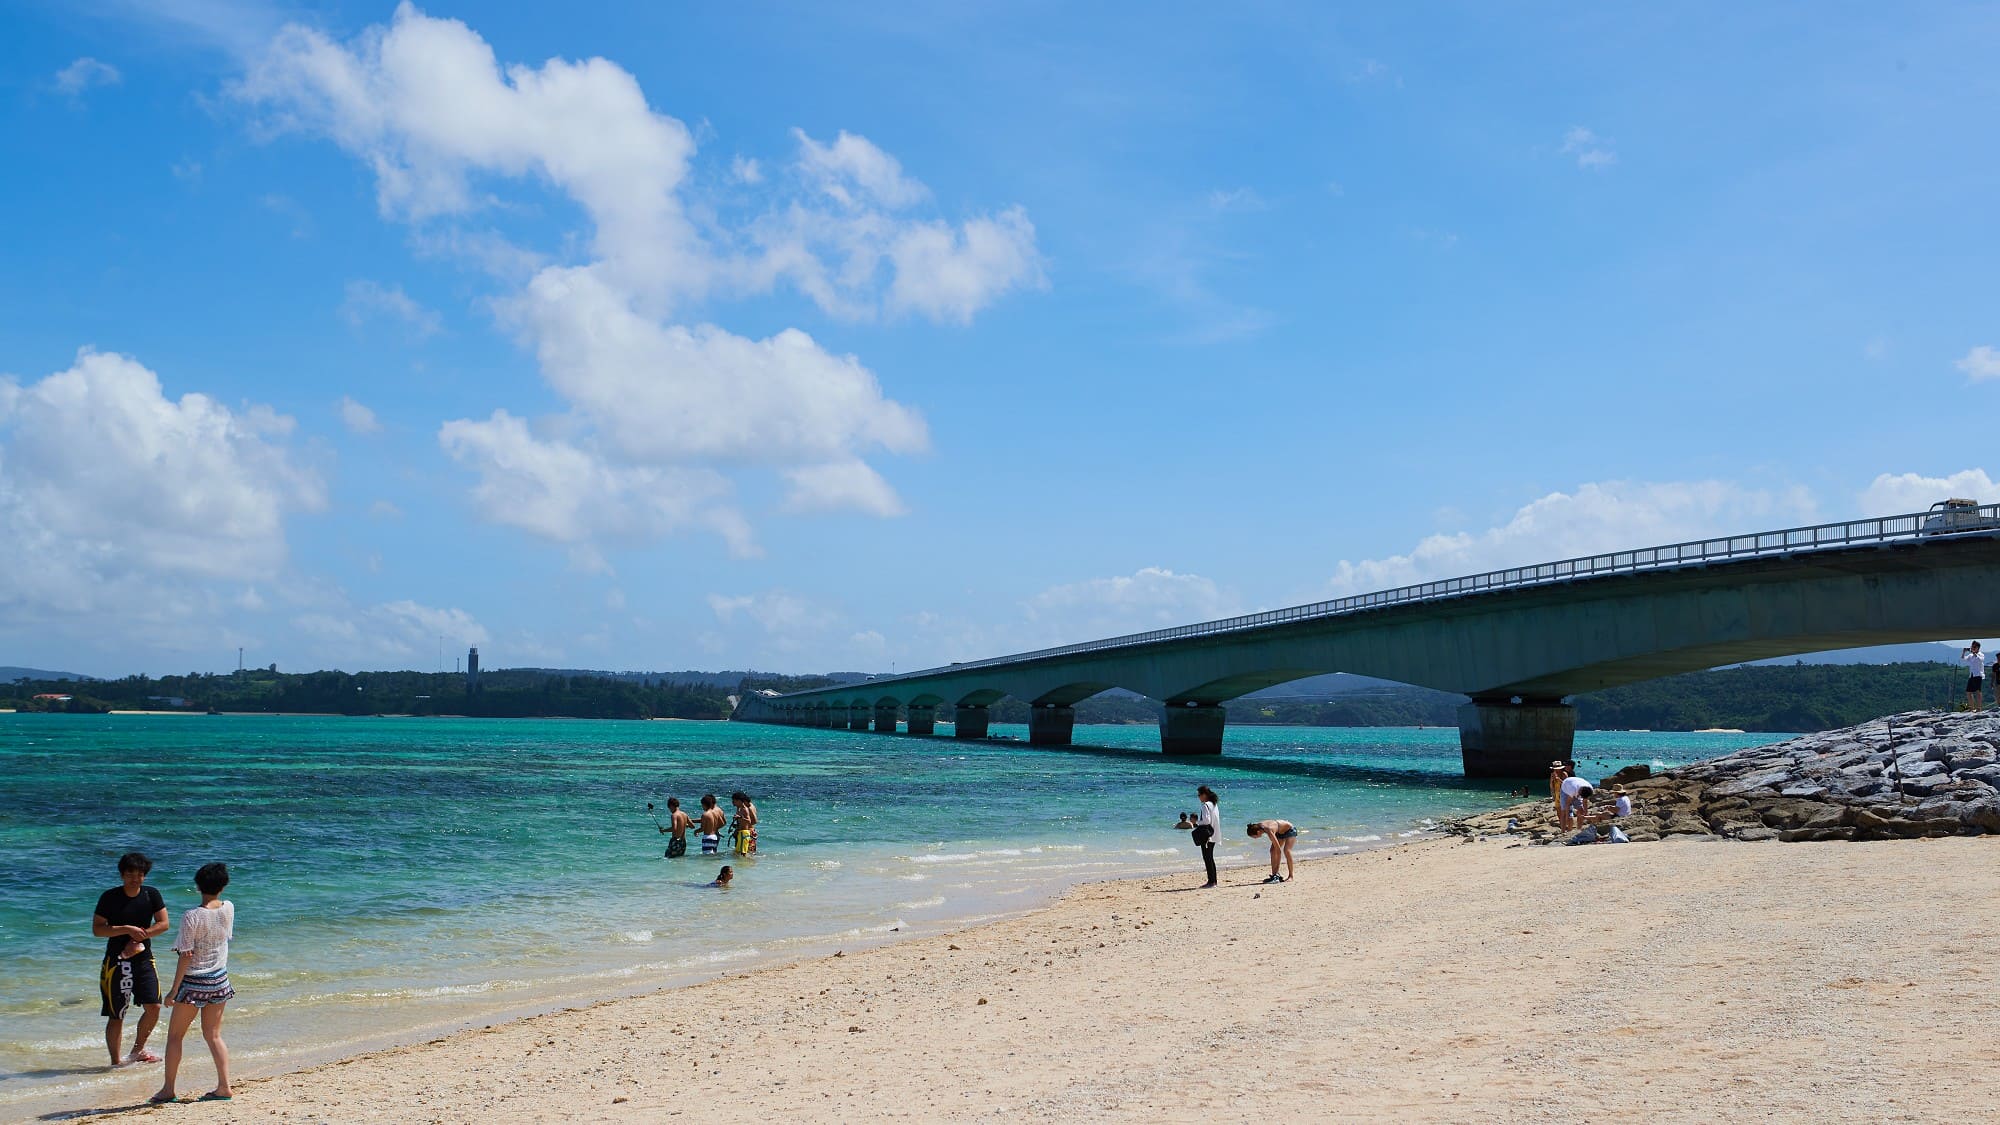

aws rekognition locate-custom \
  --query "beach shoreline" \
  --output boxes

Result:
[49,832,2000,1123]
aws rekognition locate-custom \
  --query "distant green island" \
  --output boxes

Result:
[0,660,1967,733]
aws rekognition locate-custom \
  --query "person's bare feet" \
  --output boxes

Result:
[127,1049,161,1064]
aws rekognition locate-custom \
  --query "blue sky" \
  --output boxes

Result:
[4,0,1998,677]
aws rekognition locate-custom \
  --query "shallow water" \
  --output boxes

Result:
[0,714,1771,1112]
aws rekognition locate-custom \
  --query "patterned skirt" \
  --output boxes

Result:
[174,968,235,1008]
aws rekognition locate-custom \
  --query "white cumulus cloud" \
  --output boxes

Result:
[1024,567,1239,640]
[1559,125,1616,169]
[341,280,441,338]
[794,128,928,210]
[295,598,489,660]
[1859,469,1998,514]
[707,589,836,633]
[55,57,121,96]
[0,348,323,620]
[1324,481,1817,596]
[781,459,908,518]
[438,410,756,558]
[503,266,927,464]
[235,4,1041,549]
[1955,346,2000,382]
[337,394,382,434]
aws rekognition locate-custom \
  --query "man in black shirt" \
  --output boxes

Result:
[92,852,170,1067]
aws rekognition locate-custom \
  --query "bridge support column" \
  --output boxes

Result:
[1029,704,1075,747]
[1161,703,1226,754]
[1458,697,1575,778]
[874,703,899,733]
[907,705,936,736]
[954,705,990,739]
[848,707,871,731]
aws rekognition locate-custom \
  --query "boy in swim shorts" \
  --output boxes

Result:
[730,790,758,856]
[93,852,169,1068]
[698,794,726,855]
[664,797,691,859]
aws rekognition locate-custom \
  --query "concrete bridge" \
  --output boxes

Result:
[731,507,2000,776]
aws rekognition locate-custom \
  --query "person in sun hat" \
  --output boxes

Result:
[1548,761,1572,829]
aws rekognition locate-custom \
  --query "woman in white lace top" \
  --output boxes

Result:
[150,863,235,1104]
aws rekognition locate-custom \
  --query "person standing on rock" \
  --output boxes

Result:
[1962,642,1986,711]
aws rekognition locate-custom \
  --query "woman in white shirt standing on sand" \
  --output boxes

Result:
[1192,786,1220,889]
[150,863,235,1105]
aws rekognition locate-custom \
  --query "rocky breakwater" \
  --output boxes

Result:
[1452,710,2000,844]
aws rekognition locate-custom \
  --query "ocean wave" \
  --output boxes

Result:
[896,896,946,909]
[617,930,654,943]
[810,860,841,869]
[1342,834,1383,842]
[1129,848,1178,856]
[17,1034,100,1052]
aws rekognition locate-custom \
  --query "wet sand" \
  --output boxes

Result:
[65,835,2000,1123]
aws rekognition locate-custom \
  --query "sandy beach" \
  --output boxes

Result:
[52,832,1997,1123]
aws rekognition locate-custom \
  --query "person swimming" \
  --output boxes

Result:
[710,865,733,888]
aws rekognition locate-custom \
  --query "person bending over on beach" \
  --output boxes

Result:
[664,797,691,859]
[1964,642,1986,711]
[1193,786,1221,889]
[93,852,169,1068]
[1245,820,1297,883]
[698,794,726,856]
[730,790,759,855]
[1558,774,1596,827]
[710,865,733,888]
[150,863,234,1105]
[1548,761,1571,829]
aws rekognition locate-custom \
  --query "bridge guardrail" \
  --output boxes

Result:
[816,504,2000,695]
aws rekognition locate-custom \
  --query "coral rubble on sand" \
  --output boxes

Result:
[1452,710,2000,844]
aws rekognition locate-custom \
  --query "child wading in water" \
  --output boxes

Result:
[150,863,234,1104]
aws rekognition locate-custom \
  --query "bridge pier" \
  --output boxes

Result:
[1161,703,1226,754]
[954,705,990,738]
[848,707,871,731]
[907,704,936,735]
[1029,704,1075,747]
[1458,696,1575,778]
[874,703,899,733]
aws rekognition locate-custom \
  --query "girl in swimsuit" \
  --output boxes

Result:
[1245,820,1297,883]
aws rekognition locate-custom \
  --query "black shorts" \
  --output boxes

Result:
[100,953,160,1019]
[1971,676,1985,692]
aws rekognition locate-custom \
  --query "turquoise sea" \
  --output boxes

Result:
[0,714,1773,1115]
